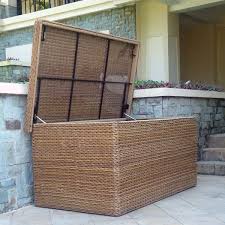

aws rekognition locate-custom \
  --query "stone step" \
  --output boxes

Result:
[202,148,225,161]
[197,161,225,176]
[207,133,225,148]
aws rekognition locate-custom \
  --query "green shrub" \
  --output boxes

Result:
[134,80,224,92]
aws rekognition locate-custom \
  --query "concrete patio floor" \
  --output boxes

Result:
[0,175,225,225]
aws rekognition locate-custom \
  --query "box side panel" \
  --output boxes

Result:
[32,123,117,215]
[116,118,197,215]
[24,20,43,133]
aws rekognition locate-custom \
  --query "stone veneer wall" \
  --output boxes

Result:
[132,97,225,160]
[0,64,30,82]
[0,94,32,213]
[0,5,136,213]
[1,91,225,213]
[0,5,5,19]
[0,4,17,19]
[0,5,136,60]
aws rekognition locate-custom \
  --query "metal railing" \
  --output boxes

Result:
[17,0,82,15]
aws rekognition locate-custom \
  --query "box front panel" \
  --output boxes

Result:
[32,123,118,215]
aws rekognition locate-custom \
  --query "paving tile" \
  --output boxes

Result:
[0,176,224,225]
[89,212,132,225]
[156,194,225,225]
[179,215,225,225]
[178,192,225,215]
[52,209,93,225]
[128,204,174,219]
[134,218,182,225]
[88,213,130,221]
[91,218,138,225]
[191,176,225,191]
[155,196,200,216]
[11,206,52,225]
[198,175,225,185]
[215,213,225,223]
[0,213,11,225]
[127,204,182,225]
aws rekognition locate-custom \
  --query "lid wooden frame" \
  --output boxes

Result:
[24,20,139,133]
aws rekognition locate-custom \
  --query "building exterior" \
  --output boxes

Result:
[1,0,225,87]
[0,0,225,214]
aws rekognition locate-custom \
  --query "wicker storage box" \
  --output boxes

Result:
[25,20,197,216]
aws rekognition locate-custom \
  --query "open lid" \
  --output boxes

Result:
[24,20,139,133]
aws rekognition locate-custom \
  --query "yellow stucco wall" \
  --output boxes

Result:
[180,19,217,84]
[216,26,225,88]
[180,17,225,88]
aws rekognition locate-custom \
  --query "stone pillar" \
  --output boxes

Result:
[0,0,17,18]
[0,94,33,213]
[136,0,180,82]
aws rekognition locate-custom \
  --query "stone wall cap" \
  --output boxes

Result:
[0,0,137,33]
[0,60,30,67]
[0,82,28,95]
[134,88,225,99]
[2,85,225,98]
[0,2,7,6]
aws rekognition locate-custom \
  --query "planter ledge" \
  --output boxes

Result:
[0,82,28,95]
[134,88,225,99]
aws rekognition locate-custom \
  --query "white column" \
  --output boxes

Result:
[136,0,180,82]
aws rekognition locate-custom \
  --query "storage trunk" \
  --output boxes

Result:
[25,20,197,216]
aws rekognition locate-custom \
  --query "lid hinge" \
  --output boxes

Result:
[121,103,129,118]
[33,115,46,124]
[123,104,129,110]
[41,25,46,41]
[33,115,37,124]
[124,113,136,121]
[132,48,137,57]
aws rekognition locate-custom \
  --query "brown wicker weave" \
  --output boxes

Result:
[33,118,197,216]
[24,20,139,132]
[25,20,197,217]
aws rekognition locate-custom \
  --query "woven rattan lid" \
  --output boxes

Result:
[24,20,139,133]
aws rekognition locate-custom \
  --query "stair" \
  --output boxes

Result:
[198,134,225,176]
[202,148,225,161]
[197,161,225,176]
[207,134,225,148]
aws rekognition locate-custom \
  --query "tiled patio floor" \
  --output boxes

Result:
[1,175,225,225]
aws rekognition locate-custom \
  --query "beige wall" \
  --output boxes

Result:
[216,26,225,88]
[180,18,217,84]
[168,13,180,83]
[180,16,225,88]
[136,0,225,87]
